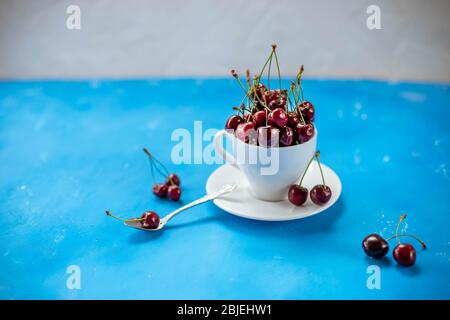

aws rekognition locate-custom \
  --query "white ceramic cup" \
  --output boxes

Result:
[213,128,317,201]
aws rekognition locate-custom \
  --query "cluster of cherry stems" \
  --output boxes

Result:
[225,45,315,148]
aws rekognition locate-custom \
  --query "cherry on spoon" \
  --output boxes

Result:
[106,184,236,232]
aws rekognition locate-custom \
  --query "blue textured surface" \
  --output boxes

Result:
[0,79,449,300]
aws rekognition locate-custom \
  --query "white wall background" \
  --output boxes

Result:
[0,0,449,82]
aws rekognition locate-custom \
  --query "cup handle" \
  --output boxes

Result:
[214,129,238,168]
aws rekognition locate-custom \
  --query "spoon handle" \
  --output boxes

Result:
[160,184,236,225]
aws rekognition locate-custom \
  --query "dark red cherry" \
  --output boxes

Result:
[235,122,257,144]
[167,185,181,201]
[152,183,167,198]
[254,110,267,127]
[295,123,314,143]
[287,112,300,128]
[362,234,389,258]
[252,83,266,100]
[268,98,287,111]
[257,126,279,147]
[264,90,279,103]
[288,185,308,205]
[165,173,180,186]
[225,115,243,130]
[268,108,288,128]
[280,127,294,147]
[393,243,416,266]
[140,211,160,229]
[300,101,315,123]
[310,185,332,205]
[264,89,287,103]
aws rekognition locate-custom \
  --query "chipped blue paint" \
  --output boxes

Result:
[0,79,449,299]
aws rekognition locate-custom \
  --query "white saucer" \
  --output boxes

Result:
[206,163,342,221]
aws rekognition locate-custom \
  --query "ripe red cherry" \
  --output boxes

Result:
[152,183,167,198]
[287,112,300,128]
[236,122,257,144]
[280,127,294,146]
[252,83,266,100]
[295,123,314,143]
[140,211,160,229]
[264,90,279,103]
[362,234,389,258]
[310,185,332,205]
[254,110,267,127]
[165,173,180,186]
[268,108,288,128]
[264,89,287,104]
[167,185,181,201]
[225,115,243,130]
[257,126,279,147]
[300,101,315,123]
[268,98,287,111]
[393,243,416,266]
[288,185,308,205]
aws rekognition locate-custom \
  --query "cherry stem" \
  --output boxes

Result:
[268,51,273,90]
[232,70,262,111]
[143,147,169,178]
[296,65,305,102]
[386,234,427,249]
[395,214,407,244]
[231,70,250,96]
[290,84,306,124]
[105,210,143,222]
[298,154,315,187]
[272,45,282,90]
[315,151,326,186]
[249,79,271,112]
[258,51,274,83]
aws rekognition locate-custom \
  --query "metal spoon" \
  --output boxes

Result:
[108,184,236,232]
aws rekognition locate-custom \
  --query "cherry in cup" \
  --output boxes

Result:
[280,127,294,146]
[299,101,315,123]
[257,126,279,147]
[254,110,267,127]
[295,123,314,143]
[236,122,257,144]
[225,114,243,130]
[268,108,288,128]
[226,45,317,148]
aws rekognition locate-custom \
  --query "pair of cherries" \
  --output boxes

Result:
[143,147,181,201]
[288,151,332,206]
[362,214,426,267]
